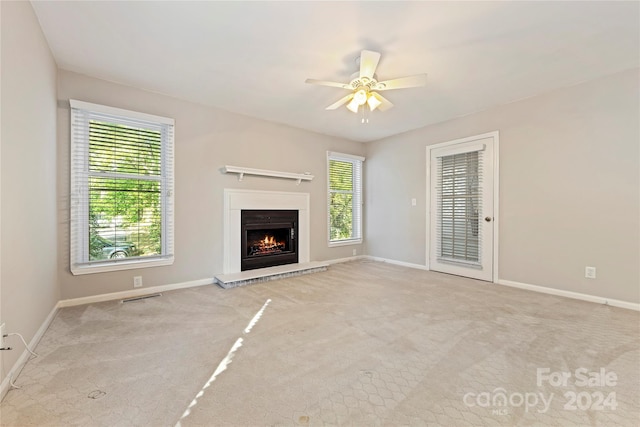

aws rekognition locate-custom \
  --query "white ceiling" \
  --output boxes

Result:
[31,1,639,142]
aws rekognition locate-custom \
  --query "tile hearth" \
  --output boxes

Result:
[214,261,329,289]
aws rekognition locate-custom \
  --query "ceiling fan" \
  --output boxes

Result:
[305,50,427,115]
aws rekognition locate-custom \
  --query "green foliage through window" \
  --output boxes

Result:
[88,120,162,260]
[329,158,361,241]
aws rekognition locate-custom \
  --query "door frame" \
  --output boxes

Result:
[425,131,500,283]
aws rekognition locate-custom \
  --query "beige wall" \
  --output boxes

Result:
[1,0,59,384]
[57,70,366,300]
[365,68,640,303]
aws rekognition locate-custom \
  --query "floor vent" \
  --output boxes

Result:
[121,293,162,303]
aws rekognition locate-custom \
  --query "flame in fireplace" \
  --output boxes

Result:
[263,235,277,246]
[248,233,286,256]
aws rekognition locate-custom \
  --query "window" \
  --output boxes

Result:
[70,100,174,274]
[327,151,364,246]
[436,150,481,264]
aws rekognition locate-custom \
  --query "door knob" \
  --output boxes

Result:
[485,216,492,222]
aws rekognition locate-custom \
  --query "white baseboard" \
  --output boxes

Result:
[324,255,368,265]
[58,278,214,308]
[0,304,59,401]
[362,256,639,311]
[364,255,430,271]
[497,279,640,311]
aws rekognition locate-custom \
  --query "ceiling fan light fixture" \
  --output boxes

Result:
[367,93,382,111]
[346,98,360,113]
[354,89,368,105]
[347,89,369,113]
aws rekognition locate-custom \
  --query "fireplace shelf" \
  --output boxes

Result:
[223,165,314,185]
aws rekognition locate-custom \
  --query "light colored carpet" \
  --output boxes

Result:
[1,260,638,426]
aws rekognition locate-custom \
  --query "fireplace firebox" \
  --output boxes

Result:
[241,210,298,271]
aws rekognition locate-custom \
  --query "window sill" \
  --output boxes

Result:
[71,256,174,275]
[328,239,362,248]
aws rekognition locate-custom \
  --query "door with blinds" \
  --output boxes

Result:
[428,134,496,282]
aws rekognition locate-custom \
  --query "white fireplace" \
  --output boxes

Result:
[223,189,310,274]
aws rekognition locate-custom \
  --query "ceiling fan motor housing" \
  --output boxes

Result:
[349,74,384,92]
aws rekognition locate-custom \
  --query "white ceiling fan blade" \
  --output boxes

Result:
[375,74,427,90]
[359,50,381,80]
[305,79,351,89]
[326,93,354,110]
[371,92,394,111]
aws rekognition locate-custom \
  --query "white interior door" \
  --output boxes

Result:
[428,133,496,281]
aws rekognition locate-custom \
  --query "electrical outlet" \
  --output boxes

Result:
[133,276,143,288]
[0,323,5,348]
[352,249,357,256]
[585,266,596,279]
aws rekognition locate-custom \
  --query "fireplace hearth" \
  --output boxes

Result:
[241,210,298,271]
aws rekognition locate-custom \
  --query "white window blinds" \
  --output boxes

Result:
[435,144,484,266]
[327,152,364,245]
[70,100,174,274]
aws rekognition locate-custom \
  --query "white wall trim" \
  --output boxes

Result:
[497,279,640,311]
[325,255,368,265]
[365,255,430,271]
[363,256,639,311]
[69,99,174,125]
[58,278,214,308]
[0,304,59,401]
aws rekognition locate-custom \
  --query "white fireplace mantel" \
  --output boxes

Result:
[222,189,310,274]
